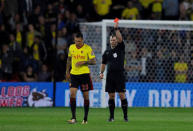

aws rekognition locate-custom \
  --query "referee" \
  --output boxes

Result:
[99,21,128,122]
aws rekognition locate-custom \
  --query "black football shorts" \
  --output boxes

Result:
[105,72,126,93]
[70,73,93,92]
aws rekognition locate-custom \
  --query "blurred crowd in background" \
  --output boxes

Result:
[0,0,192,82]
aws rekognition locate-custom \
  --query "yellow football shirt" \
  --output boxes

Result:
[33,44,40,61]
[174,62,188,83]
[93,0,112,16]
[27,32,34,48]
[122,8,139,20]
[68,44,95,75]
[139,0,154,8]
[152,2,162,13]
[16,32,22,46]
[52,31,56,38]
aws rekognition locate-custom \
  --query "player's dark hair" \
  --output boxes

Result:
[75,32,83,39]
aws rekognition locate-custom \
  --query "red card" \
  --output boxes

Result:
[114,18,119,23]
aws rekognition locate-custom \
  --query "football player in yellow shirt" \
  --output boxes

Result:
[121,1,139,20]
[93,0,112,16]
[66,32,96,124]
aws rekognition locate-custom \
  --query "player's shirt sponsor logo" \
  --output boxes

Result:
[73,54,85,59]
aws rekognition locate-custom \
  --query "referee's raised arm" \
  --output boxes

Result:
[114,21,123,43]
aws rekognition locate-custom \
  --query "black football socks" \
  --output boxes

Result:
[84,99,89,121]
[70,98,76,119]
[121,99,128,120]
[108,99,115,119]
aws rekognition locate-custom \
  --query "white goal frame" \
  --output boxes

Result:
[81,20,193,108]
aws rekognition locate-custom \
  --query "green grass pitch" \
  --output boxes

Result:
[0,107,193,131]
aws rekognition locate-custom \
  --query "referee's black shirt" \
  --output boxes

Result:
[102,41,125,73]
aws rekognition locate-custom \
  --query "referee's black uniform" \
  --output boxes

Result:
[102,41,126,93]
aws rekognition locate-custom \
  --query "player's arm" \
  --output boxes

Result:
[65,56,71,81]
[99,64,106,79]
[76,47,96,66]
[87,57,96,65]
[114,21,123,43]
[76,58,96,67]
[66,56,71,73]
[99,50,108,79]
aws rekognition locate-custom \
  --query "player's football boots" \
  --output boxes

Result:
[108,118,114,122]
[67,118,77,124]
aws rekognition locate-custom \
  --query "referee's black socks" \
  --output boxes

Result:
[70,98,76,119]
[121,99,128,119]
[84,99,89,121]
[108,99,115,119]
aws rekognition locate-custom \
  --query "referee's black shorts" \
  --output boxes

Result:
[105,71,126,93]
[70,73,93,92]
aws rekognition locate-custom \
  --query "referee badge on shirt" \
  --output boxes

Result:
[113,53,117,58]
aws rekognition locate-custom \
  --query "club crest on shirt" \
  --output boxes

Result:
[81,51,83,53]
[113,53,117,58]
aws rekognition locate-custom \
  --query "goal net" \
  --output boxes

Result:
[80,20,193,107]
[80,20,193,84]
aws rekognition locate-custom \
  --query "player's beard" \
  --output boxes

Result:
[76,43,84,48]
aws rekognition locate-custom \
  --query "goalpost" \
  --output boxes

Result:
[80,20,193,108]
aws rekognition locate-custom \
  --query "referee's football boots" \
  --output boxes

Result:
[81,120,88,124]
[108,117,114,122]
[124,117,128,122]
